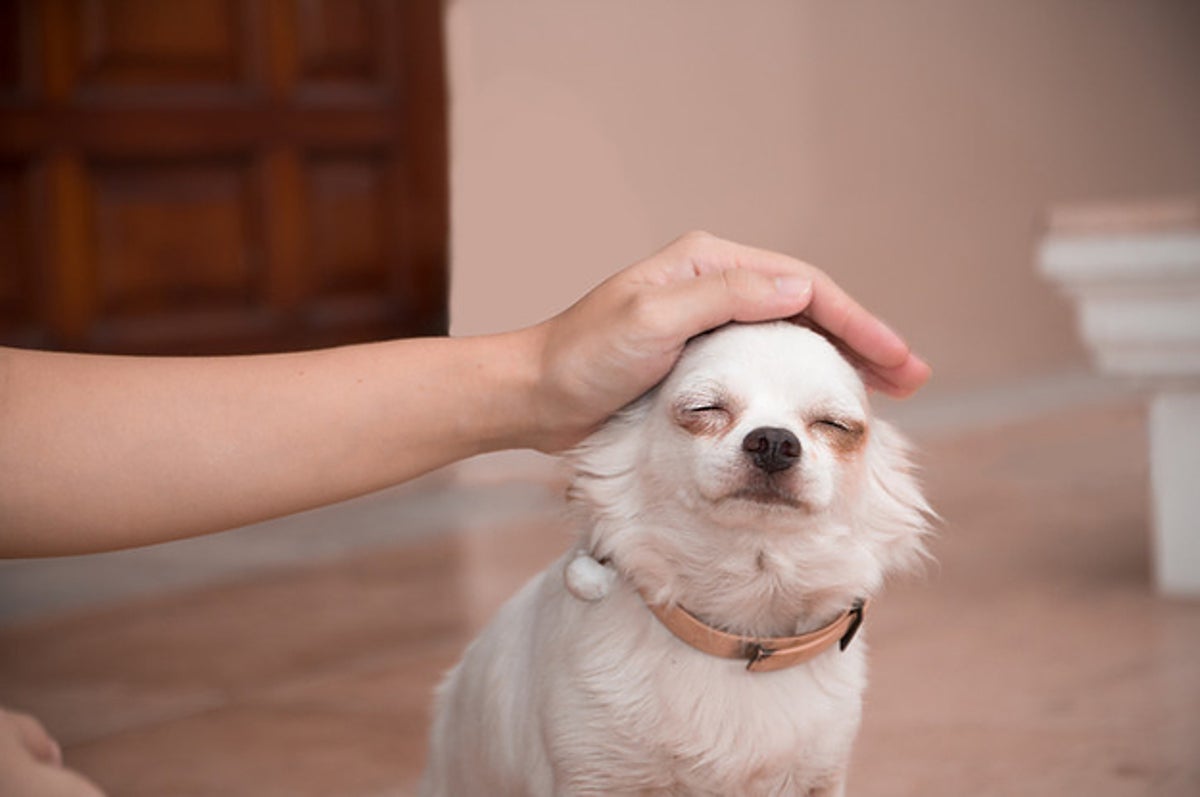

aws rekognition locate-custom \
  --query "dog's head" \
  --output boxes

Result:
[568,321,933,634]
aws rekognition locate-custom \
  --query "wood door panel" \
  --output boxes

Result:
[295,0,387,87]
[0,0,448,355]
[92,157,260,318]
[73,0,249,90]
[305,151,390,297]
[0,2,26,94]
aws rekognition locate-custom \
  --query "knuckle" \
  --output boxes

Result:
[716,266,758,296]
[677,229,716,253]
[716,266,739,293]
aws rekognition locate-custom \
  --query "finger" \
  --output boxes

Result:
[804,322,930,398]
[883,353,933,398]
[644,268,814,346]
[798,276,931,395]
[643,232,814,284]
[636,232,930,395]
[861,354,933,398]
[645,234,913,368]
[687,235,815,280]
[801,272,912,371]
[697,235,914,372]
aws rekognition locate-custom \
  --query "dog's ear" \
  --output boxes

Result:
[858,419,937,575]
[563,391,655,477]
[562,391,656,554]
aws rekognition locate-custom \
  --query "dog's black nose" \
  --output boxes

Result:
[742,427,801,473]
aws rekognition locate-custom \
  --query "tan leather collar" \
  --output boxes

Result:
[641,592,868,673]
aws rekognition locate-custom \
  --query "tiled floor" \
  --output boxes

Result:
[1,398,1197,796]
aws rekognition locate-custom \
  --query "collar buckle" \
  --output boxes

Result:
[838,598,867,652]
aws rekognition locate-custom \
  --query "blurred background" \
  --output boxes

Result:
[447,0,1200,394]
[1,1,1198,795]
[4,0,1198,388]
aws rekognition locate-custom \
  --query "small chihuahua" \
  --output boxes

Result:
[422,321,933,796]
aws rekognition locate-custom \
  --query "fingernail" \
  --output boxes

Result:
[774,276,812,297]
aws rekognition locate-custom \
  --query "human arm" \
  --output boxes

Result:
[0,332,546,556]
[0,232,928,557]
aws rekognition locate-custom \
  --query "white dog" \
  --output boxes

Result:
[421,321,933,796]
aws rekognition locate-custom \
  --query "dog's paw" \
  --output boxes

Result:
[564,552,617,602]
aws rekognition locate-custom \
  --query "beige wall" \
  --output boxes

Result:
[445,0,1200,395]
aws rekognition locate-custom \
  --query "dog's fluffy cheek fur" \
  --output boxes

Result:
[852,419,934,575]
[564,397,654,553]
[656,431,733,512]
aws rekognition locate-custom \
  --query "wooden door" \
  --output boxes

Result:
[0,0,447,355]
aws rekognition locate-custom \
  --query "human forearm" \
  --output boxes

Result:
[0,332,542,556]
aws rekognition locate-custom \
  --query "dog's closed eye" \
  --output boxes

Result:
[811,417,867,453]
[673,394,737,436]
[813,418,861,434]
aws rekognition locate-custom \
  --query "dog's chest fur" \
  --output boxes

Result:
[532,561,866,795]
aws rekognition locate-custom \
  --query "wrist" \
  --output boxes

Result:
[464,325,552,455]
[506,321,572,453]
[496,320,594,454]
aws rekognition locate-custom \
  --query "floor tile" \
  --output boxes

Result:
[67,704,424,797]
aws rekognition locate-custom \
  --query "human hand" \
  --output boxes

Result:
[528,231,931,451]
[0,707,105,796]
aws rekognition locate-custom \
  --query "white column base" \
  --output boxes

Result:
[1039,197,1200,596]
[1149,392,1200,596]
